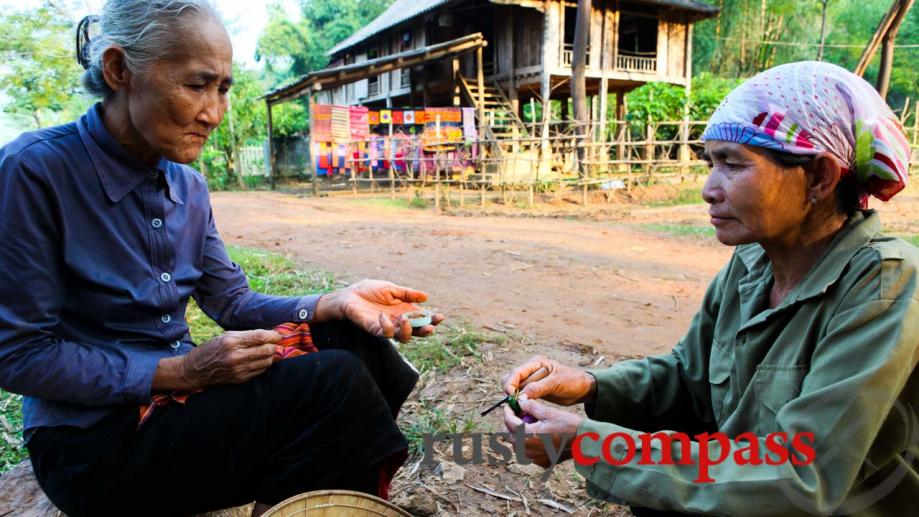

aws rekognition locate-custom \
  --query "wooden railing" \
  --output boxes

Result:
[561,43,590,67]
[560,45,655,74]
[616,54,657,73]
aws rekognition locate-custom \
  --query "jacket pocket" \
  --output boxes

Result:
[708,340,733,425]
[753,364,807,422]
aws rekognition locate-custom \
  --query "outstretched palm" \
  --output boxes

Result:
[334,279,444,343]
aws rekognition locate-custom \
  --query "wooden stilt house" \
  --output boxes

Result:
[263,0,719,182]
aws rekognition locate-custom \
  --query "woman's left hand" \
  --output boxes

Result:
[315,279,445,343]
[503,395,585,468]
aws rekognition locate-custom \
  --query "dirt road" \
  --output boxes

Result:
[212,192,735,360]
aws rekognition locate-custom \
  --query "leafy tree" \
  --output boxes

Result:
[692,0,918,106]
[256,0,393,87]
[0,5,91,128]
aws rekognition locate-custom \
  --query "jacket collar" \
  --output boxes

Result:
[76,103,184,205]
[735,210,881,311]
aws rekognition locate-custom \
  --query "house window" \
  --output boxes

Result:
[617,13,658,73]
[400,29,412,89]
[367,46,380,96]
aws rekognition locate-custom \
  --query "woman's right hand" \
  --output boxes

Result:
[502,355,596,406]
[154,329,282,391]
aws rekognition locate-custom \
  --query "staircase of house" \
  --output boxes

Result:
[457,75,545,183]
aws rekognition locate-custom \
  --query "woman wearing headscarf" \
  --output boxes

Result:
[501,61,917,515]
[0,1,443,515]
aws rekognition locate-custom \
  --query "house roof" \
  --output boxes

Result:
[328,0,454,57]
[265,33,486,106]
[327,0,719,57]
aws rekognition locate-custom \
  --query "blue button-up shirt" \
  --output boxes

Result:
[0,104,319,438]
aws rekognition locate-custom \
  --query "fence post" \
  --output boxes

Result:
[679,116,690,182]
[388,122,395,200]
[644,123,654,180]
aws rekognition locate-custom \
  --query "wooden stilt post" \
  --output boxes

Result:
[616,89,626,174]
[476,46,486,140]
[308,93,319,197]
[388,121,395,200]
[267,100,276,190]
[452,58,461,107]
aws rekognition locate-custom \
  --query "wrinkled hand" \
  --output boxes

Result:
[317,279,445,343]
[503,396,585,468]
[180,329,282,389]
[502,355,596,406]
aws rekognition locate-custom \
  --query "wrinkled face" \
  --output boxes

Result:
[702,141,809,246]
[127,15,233,164]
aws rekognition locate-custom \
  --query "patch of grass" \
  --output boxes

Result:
[399,324,499,374]
[645,187,704,207]
[351,192,429,211]
[0,391,25,472]
[402,400,479,456]
[187,246,337,343]
[639,223,715,239]
[903,234,919,248]
[397,323,504,455]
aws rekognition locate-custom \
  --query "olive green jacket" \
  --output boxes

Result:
[575,210,919,516]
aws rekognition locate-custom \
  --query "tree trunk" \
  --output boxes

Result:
[817,0,830,61]
[571,0,590,178]
[876,0,914,98]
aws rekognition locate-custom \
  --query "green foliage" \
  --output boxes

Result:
[625,73,743,124]
[0,5,92,128]
[692,0,919,107]
[256,0,393,87]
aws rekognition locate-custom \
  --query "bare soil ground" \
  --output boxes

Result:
[210,181,919,516]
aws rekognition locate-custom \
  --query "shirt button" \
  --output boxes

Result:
[148,171,158,179]
[151,218,163,229]
[160,314,171,323]
[160,272,172,282]
[170,341,181,350]
[298,309,309,320]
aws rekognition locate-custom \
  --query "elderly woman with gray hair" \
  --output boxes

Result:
[0,1,443,515]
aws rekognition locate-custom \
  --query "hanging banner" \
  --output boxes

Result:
[311,104,332,142]
[330,105,350,141]
[462,107,477,142]
[349,106,370,140]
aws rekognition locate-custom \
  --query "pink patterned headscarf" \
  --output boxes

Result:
[702,61,910,207]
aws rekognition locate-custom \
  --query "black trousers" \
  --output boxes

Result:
[26,321,419,517]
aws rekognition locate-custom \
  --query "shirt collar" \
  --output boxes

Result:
[735,210,881,305]
[76,103,184,205]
